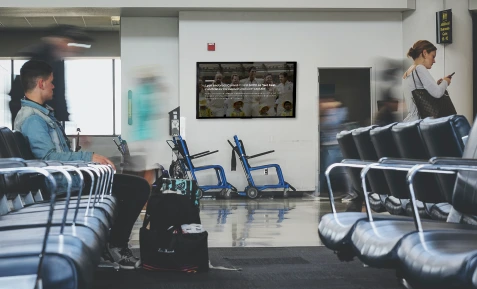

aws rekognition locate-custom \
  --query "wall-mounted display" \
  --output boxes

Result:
[436,9,452,44]
[196,62,297,119]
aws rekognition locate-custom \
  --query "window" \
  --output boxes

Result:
[13,59,28,76]
[65,59,114,135]
[0,60,12,128]
[114,59,121,135]
[0,58,121,135]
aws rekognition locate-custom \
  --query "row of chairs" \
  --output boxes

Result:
[334,115,470,219]
[0,126,125,289]
[318,115,477,289]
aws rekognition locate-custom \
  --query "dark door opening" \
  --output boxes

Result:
[318,68,371,197]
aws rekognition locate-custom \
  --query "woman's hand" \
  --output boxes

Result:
[437,77,452,85]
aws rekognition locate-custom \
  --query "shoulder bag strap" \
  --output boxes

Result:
[410,69,420,118]
[414,69,424,87]
[411,71,417,90]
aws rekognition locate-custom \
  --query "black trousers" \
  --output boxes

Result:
[108,174,150,247]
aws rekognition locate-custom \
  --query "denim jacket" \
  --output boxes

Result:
[14,99,93,162]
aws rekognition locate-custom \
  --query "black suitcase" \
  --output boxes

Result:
[140,178,209,273]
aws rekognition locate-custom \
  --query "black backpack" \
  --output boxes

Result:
[140,178,209,273]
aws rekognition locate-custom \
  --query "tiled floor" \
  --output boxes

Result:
[130,195,348,248]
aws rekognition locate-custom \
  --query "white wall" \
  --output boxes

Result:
[179,11,403,192]
[402,0,473,123]
[470,0,477,10]
[120,17,179,169]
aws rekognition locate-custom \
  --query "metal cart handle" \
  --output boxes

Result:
[191,150,218,159]
[113,139,124,155]
[247,150,275,159]
[166,140,176,150]
[191,150,210,158]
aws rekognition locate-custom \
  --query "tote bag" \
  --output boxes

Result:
[411,70,456,118]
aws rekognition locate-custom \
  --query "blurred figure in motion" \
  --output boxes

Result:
[374,57,403,126]
[9,25,92,127]
[375,96,399,126]
[319,94,352,201]
[126,67,167,184]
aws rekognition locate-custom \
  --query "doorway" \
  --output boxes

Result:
[317,68,372,197]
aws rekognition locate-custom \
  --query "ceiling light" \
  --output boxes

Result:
[68,43,92,48]
[111,16,120,26]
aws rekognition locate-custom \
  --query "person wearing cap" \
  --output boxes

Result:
[9,24,93,125]
[258,105,270,116]
[198,98,213,117]
[230,100,245,117]
[281,101,293,117]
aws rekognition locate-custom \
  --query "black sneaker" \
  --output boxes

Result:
[107,246,140,270]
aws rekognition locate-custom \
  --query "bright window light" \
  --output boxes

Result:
[0,60,12,129]
[65,59,114,135]
[114,59,121,135]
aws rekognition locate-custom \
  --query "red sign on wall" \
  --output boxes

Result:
[207,43,215,51]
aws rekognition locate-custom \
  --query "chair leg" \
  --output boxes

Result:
[396,270,414,289]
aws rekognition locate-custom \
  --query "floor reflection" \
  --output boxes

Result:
[131,197,347,249]
[200,198,347,248]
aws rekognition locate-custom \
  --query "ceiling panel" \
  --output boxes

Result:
[84,16,112,27]
[0,16,119,30]
[0,17,31,27]
[26,17,57,27]
[84,16,118,30]
[55,16,85,27]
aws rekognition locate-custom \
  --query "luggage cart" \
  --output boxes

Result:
[167,135,237,199]
[227,135,296,199]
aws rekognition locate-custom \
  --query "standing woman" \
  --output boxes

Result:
[402,40,452,121]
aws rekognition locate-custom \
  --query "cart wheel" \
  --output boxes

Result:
[283,188,289,198]
[223,189,232,199]
[246,187,259,199]
[218,188,226,199]
[197,189,203,199]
